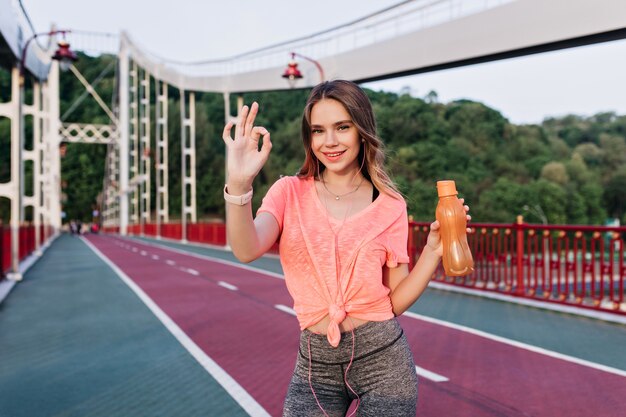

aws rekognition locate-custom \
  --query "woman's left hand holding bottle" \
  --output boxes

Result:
[426,198,471,257]
[222,102,272,195]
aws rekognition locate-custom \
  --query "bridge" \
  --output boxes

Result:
[1,0,626,416]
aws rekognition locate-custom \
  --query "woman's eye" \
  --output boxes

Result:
[338,125,350,131]
[312,129,323,134]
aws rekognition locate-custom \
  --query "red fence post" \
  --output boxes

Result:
[407,217,415,270]
[516,215,525,295]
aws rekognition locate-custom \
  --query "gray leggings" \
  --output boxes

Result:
[283,318,418,417]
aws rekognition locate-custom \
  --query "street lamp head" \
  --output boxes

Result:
[52,40,78,71]
[281,52,324,87]
[282,54,302,88]
[20,30,77,82]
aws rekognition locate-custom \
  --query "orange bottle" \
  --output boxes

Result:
[436,180,474,276]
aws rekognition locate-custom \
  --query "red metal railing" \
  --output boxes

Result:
[186,223,227,246]
[0,222,8,277]
[1,222,43,278]
[102,225,120,234]
[128,222,226,246]
[18,224,35,260]
[160,223,182,240]
[408,220,626,315]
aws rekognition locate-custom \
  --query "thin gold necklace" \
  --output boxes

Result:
[321,174,364,200]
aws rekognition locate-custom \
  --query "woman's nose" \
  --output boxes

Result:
[324,131,339,146]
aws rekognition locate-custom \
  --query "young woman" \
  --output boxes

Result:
[223,80,470,417]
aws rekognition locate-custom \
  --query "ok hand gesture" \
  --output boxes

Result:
[222,102,272,193]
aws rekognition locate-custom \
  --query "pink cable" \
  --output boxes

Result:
[344,325,360,416]
[308,325,361,416]
[308,333,330,417]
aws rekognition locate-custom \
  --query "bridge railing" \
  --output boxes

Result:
[408,220,626,315]
[0,222,7,277]
[0,222,52,278]
[134,0,515,78]
[126,222,277,252]
[127,222,227,246]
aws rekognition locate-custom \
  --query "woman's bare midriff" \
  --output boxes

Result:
[306,315,369,335]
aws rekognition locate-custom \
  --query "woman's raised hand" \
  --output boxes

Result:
[222,102,272,193]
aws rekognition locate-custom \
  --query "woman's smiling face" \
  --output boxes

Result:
[310,98,361,177]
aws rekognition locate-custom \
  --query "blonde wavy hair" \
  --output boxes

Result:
[296,80,401,198]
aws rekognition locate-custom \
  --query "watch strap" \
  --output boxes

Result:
[224,184,253,205]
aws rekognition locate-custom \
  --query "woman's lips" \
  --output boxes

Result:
[322,150,346,162]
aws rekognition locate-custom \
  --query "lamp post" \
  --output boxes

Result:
[282,52,324,88]
[523,204,548,225]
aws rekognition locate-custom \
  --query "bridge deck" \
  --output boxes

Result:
[0,233,625,417]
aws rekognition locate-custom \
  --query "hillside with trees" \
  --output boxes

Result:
[1,54,624,226]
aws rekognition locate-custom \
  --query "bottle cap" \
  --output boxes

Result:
[437,180,458,197]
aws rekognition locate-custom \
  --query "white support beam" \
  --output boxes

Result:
[102,141,119,227]
[102,145,111,225]
[180,90,196,243]
[33,82,43,254]
[0,67,22,279]
[40,79,51,244]
[59,123,118,144]
[129,60,139,226]
[118,43,130,235]
[22,82,43,254]
[155,79,169,238]
[139,69,151,233]
[47,61,62,232]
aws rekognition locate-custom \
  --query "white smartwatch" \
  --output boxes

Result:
[224,184,253,205]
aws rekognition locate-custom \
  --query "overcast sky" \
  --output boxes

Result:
[22,0,626,125]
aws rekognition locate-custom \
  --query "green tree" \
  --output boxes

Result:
[527,180,568,225]
[475,177,526,223]
[603,166,626,219]
[541,161,569,185]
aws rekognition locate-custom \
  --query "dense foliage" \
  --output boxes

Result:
[1,54,624,225]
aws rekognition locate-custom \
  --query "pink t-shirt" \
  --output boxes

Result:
[257,175,410,347]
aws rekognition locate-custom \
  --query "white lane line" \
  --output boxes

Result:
[152,255,159,260]
[415,365,449,382]
[403,311,626,378]
[275,304,296,316]
[140,250,148,256]
[82,238,271,417]
[218,281,238,291]
[428,281,626,325]
[166,260,176,266]
[131,247,138,252]
[186,268,199,276]
[128,238,284,280]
